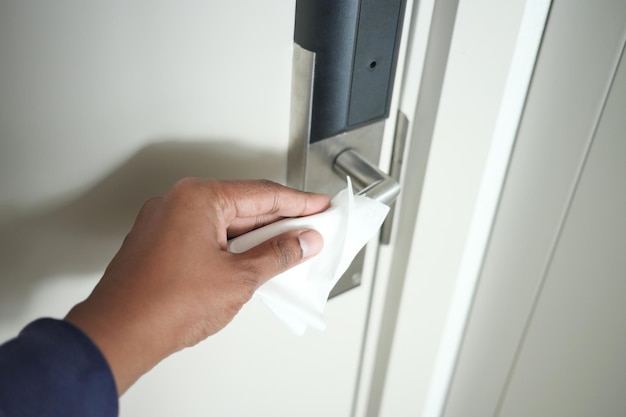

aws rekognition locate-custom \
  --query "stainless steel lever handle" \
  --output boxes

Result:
[333,148,401,206]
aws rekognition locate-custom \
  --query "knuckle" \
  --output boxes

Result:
[170,177,200,196]
[140,196,162,212]
[167,177,221,208]
[269,236,300,269]
[234,258,264,291]
[136,197,162,221]
[257,179,279,189]
[255,180,282,213]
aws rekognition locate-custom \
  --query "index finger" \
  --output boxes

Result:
[216,180,330,225]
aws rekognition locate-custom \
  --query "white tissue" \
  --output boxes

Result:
[228,179,390,335]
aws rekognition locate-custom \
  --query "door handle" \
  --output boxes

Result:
[334,149,400,206]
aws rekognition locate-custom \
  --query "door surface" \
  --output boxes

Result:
[0,2,415,416]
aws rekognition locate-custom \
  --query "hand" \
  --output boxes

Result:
[65,179,329,395]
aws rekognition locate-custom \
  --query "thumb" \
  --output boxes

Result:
[238,229,324,286]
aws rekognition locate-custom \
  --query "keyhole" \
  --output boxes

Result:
[369,60,377,70]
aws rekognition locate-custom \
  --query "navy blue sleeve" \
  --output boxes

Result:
[0,318,119,417]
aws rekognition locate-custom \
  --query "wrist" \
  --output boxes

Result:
[65,298,174,395]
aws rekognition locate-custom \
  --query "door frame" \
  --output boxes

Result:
[353,0,552,415]
[438,2,626,416]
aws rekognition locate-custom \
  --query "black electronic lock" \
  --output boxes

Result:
[288,0,406,297]
[294,0,407,143]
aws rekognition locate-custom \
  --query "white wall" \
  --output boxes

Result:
[377,1,626,416]
[496,51,626,416]
[443,1,626,415]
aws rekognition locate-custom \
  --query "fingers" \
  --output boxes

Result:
[234,228,324,287]
[160,178,329,242]
[227,214,284,239]
[215,180,330,226]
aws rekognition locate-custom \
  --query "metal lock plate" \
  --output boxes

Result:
[287,44,390,298]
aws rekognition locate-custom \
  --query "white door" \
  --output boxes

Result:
[0,2,421,416]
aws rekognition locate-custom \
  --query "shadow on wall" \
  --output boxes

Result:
[0,140,285,322]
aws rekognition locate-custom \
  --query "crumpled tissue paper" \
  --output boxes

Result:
[228,178,390,335]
